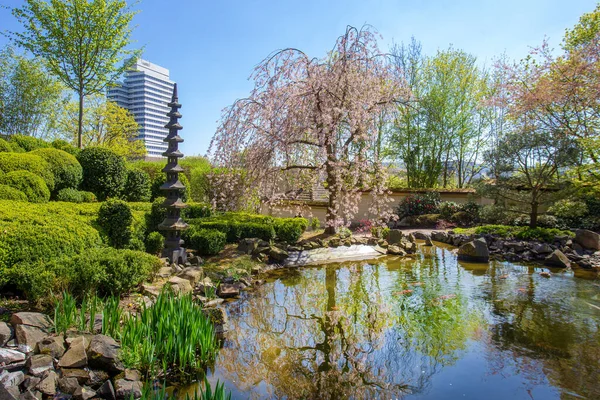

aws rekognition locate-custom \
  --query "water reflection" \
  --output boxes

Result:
[201,245,600,399]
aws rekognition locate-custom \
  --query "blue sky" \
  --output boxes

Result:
[0,0,597,155]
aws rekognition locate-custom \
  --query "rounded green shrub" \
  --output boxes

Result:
[439,202,461,220]
[151,173,189,202]
[0,184,27,201]
[8,134,50,152]
[145,231,164,255]
[51,139,80,156]
[0,138,12,153]
[78,147,127,200]
[146,197,167,233]
[187,228,226,256]
[186,202,212,218]
[0,170,50,203]
[0,152,55,191]
[274,218,308,243]
[80,191,97,203]
[30,148,82,193]
[56,188,83,203]
[123,169,151,202]
[98,199,133,248]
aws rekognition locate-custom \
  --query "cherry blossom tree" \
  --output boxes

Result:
[209,26,407,232]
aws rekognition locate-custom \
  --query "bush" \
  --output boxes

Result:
[186,228,226,256]
[274,218,308,243]
[310,217,320,230]
[80,191,97,203]
[30,148,82,193]
[0,152,55,191]
[145,231,164,255]
[450,211,473,226]
[471,224,574,242]
[479,204,513,225]
[123,169,151,202]
[98,199,133,248]
[0,170,50,203]
[0,138,12,153]
[151,173,190,202]
[371,225,390,238]
[186,202,212,218]
[397,192,440,217]
[0,184,27,201]
[439,202,461,219]
[56,188,83,203]
[549,199,588,228]
[78,147,127,200]
[51,139,80,156]
[8,134,50,152]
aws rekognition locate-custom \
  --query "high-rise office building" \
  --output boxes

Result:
[107,59,175,158]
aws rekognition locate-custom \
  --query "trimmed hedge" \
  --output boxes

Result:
[0,184,27,201]
[51,139,80,156]
[0,152,55,191]
[123,169,151,202]
[0,138,12,153]
[458,225,575,243]
[56,188,83,203]
[78,147,127,200]
[30,148,82,193]
[274,218,308,243]
[98,200,134,248]
[145,231,164,255]
[0,170,50,203]
[146,197,212,233]
[8,134,50,152]
[186,228,226,256]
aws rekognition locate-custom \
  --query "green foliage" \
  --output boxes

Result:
[0,139,12,153]
[479,204,513,225]
[0,170,50,202]
[0,184,27,201]
[310,217,320,230]
[8,134,50,151]
[31,147,82,193]
[186,202,212,218]
[114,289,218,378]
[274,218,308,243]
[180,156,212,202]
[0,152,55,191]
[145,231,164,255]
[51,139,80,156]
[78,146,127,200]
[186,228,226,256]
[371,225,390,239]
[53,292,101,334]
[79,190,97,203]
[439,202,461,219]
[123,169,151,202]
[549,199,589,228]
[396,192,440,217]
[146,197,167,233]
[56,188,83,203]
[98,199,133,248]
[469,225,574,242]
[151,173,189,202]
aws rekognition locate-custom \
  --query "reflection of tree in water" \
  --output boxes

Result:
[217,254,482,399]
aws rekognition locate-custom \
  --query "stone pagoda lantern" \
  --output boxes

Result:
[158,83,188,263]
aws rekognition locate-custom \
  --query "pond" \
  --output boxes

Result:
[187,244,600,399]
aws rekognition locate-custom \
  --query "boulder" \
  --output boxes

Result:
[575,229,600,250]
[19,389,42,400]
[401,240,417,254]
[0,385,19,400]
[96,381,116,400]
[413,231,429,240]
[26,354,54,377]
[457,238,490,263]
[10,313,52,331]
[431,231,448,243]
[177,267,203,285]
[87,335,123,373]
[0,322,13,347]
[156,266,173,278]
[15,325,46,353]
[387,245,406,256]
[238,238,260,254]
[0,349,26,365]
[268,246,289,263]
[217,283,240,299]
[113,378,142,400]
[0,371,24,388]
[86,370,109,388]
[424,236,434,246]
[532,243,553,254]
[58,336,87,369]
[36,371,57,396]
[57,376,80,395]
[73,386,96,400]
[167,276,193,295]
[61,369,90,385]
[386,230,403,245]
[545,250,571,268]
[407,233,416,243]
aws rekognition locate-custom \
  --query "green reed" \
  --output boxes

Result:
[134,379,231,400]
[54,292,103,334]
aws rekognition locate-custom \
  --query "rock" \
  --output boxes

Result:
[114,378,142,400]
[540,271,552,278]
[269,246,289,263]
[22,376,41,391]
[73,386,96,400]
[123,369,141,382]
[217,283,240,298]
[142,283,162,298]
[571,241,584,254]
[203,299,225,308]
[238,238,260,254]
[457,238,490,263]
[0,322,13,347]
[177,267,203,285]
[19,389,42,400]
[167,276,193,295]
[0,349,26,364]
[10,313,52,331]
[34,334,64,359]
[61,369,90,385]
[96,381,116,400]
[387,245,406,256]
[575,229,600,250]
[87,335,123,373]
[401,240,417,254]
[37,371,58,396]
[532,243,553,254]
[413,231,429,240]
[431,231,448,242]
[0,371,24,387]
[15,325,46,353]
[26,354,53,377]
[545,250,571,268]
[57,376,80,395]
[86,370,109,388]
[386,229,403,244]
[0,385,19,400]
[156,266,173,278]
[424,236,433,246]
[407,233,416,243]
[58,336,87,369]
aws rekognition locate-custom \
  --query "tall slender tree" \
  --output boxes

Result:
[7,0,140,148]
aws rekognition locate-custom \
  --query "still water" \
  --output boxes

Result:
[196,244,600,399]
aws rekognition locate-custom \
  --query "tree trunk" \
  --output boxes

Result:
[325,165,338,235]
[529,200,539,229]
[77,92,84,149]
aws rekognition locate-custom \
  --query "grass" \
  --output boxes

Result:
[53,291,102,334]
[454,225,574,242]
